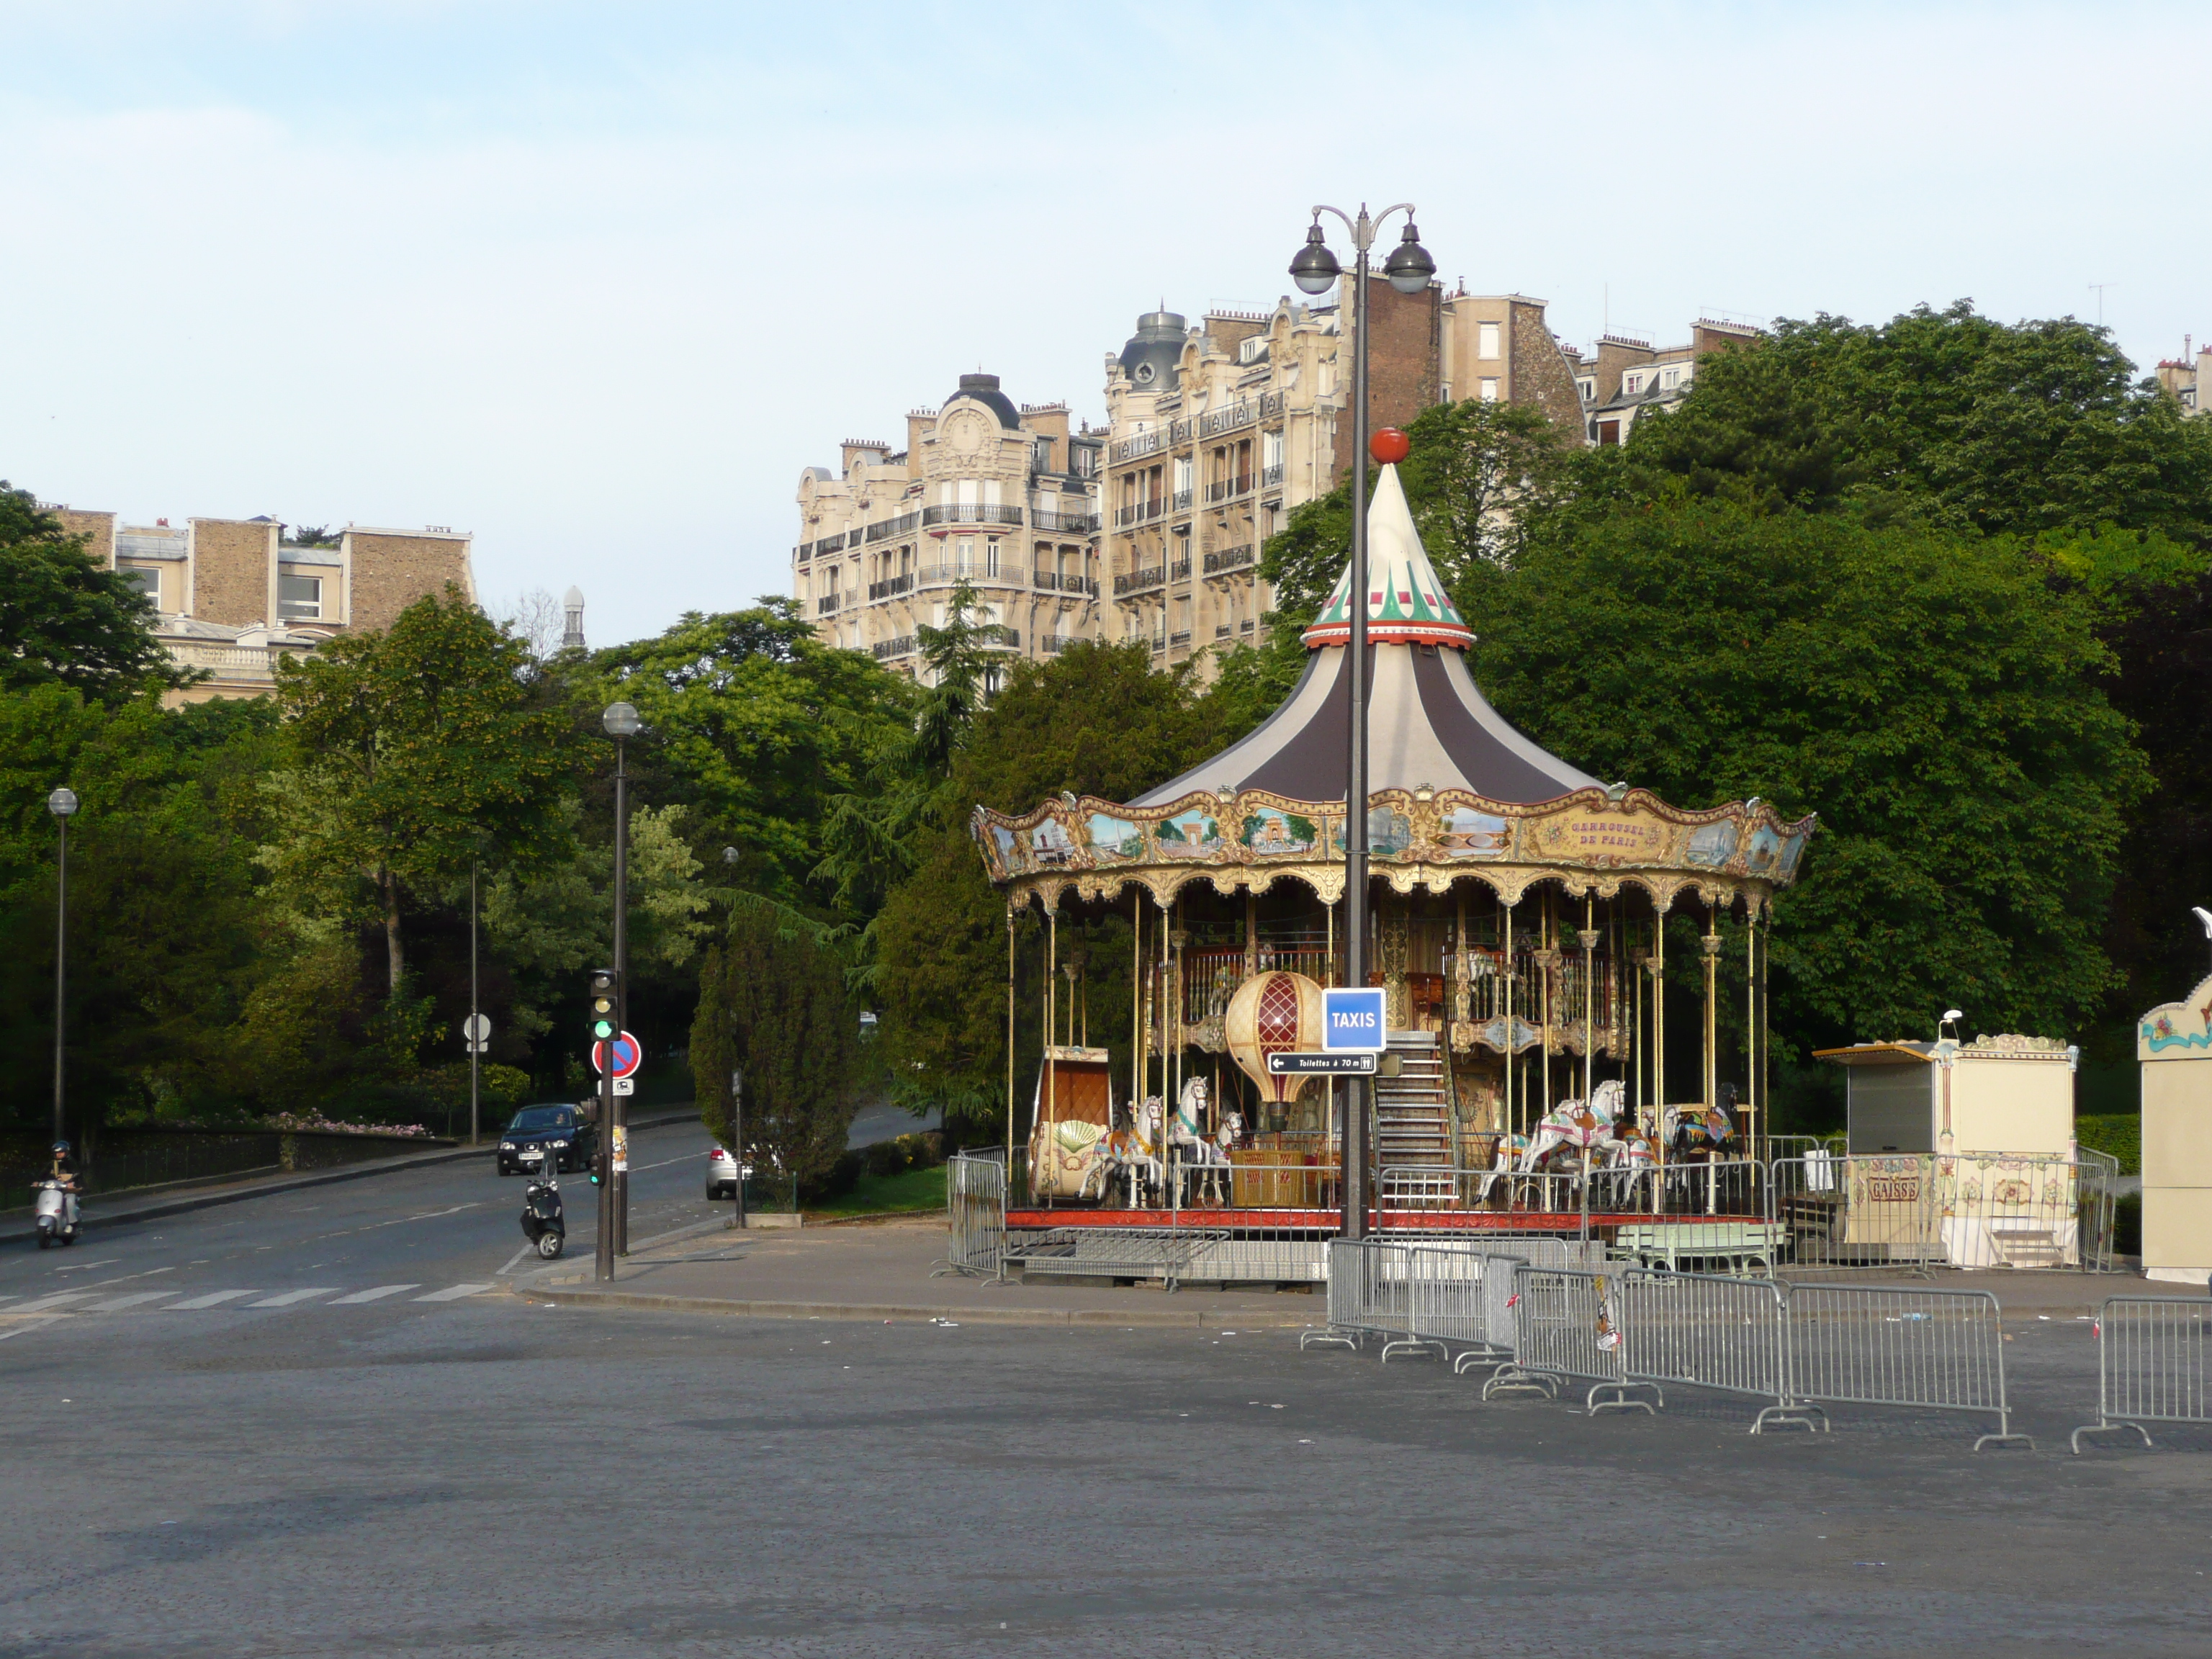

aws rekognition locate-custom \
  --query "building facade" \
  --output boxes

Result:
[1567,318,1763,446]
[790,373,1103,678]
[2155,339,2207,415]
[50,508,475,702]
[1099,281,1586,674]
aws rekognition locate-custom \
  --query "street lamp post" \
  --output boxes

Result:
[1290,202,1434,1242]
[48,788,78,1146]
[603,701,642,1259]
[720,846,747,1232]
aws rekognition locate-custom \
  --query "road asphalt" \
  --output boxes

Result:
[3,1125,2208,1658]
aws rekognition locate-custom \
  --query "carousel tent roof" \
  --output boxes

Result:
[1133,464,1601,809]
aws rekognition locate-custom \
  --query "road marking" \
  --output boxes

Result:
[629,1154,693,1173]
[413,1282,496,1302]
[167,1291,260,1309]
[0,1295,19,1305]
[0,1318,66,1341]
[246,1288,339,1308]
[76,1292,179,1313]
[50,1259,122,1274]
[327,1285,418,1305]
[496,1244,534,1276]
[13,1292,96,1313]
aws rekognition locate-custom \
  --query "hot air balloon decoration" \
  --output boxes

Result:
[1226,970,1326,1129]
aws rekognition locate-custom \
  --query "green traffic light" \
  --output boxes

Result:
[593,1019,616,1039]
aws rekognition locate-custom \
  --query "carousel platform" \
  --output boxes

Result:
[1006,1207,1757,1232]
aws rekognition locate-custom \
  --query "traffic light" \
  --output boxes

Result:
[588,968,618,1041]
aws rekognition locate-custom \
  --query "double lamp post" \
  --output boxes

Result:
[1288,202,1435,1242]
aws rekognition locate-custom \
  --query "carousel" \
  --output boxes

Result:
[971,449,1815,1272]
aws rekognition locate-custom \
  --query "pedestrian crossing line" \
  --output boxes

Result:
[167,1291,261,1310]
[328,1285,419,1305]
[246,1289,341,1308]
[413,1282,497,1302]
[77,1292,179,1313]
[13,1292,96,1313]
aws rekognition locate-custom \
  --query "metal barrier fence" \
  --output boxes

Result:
[931,1151,1007,1280]
[1508,1267,1659,1414]
[1940,1154,2107,1272]
[2074,1297,2212,1453]
[1398,1238,1608,1376]
[1785,1282,2027,1450]
[1615,1270,1817,1433]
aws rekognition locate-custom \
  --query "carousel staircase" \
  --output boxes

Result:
[1376,1031,1455,1210]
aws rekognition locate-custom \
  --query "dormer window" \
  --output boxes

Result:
[1624,373,1643,394]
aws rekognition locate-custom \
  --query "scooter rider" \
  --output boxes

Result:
[41,1141,83,1240]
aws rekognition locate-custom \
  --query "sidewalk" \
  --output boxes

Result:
[516,1216,2159,1328]
[517,1215,1325,1329]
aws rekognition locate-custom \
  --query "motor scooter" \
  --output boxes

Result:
[32,1179,80,1250]
[520,1170,565,1259]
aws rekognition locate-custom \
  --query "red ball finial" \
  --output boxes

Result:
[1370,426,1411,465]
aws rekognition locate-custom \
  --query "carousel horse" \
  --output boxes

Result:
[1600,1123,1661,1208]
[1080,1096,1165,1207]
[1190,1107,1246,1205]
[1665,1084,1740,1164]
[1169,1078,1238,1205]
[1482,1079,1627,1201]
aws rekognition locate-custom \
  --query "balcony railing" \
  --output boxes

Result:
[817,531,848,554]
[1169,557,1191,583]
[1115,566,1166,596]
[1204,474,1255,504]
[871,635,917,660]
[1031,508,1099,534]
[793,544,811,563]
[1169,629,1191,647]
[863,511,922,544]
[920,503,1025,528]
[1032,571,1098,595]
[1110,430,1164,464]
[982,626,1021,649]
[1238,617,1254,633]
[1170,488,1192,513]
[1261,463,1285,489]
[1215,624,1231,638]
[1204,544,1255,575]
[816,592,842,615]
[868,574,914,601]
[1039,633,1086,655]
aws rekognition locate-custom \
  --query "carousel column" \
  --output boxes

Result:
[1651,907,1668,1216]
[1130,895,1144,1134]
[1701,904,1722,1216]
[1745,904,1761,1163]
[1043,902,1058,1200]
[1502,895,1516,1145]
[1006,905,1018,1177]
[1579,896,1596,1105]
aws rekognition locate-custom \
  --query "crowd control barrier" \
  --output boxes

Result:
[1614,1269,1820,1434]
[2073,1297,2212,1454]
[1507,1266,1660,1416]
[932,1150,1007,1281]
[1784,1283,2028,1450]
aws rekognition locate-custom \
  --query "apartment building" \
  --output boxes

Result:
[2155,339,2207,415]
[791,373,1103,678]
[50,508,475,702]
[1100,280,1585,673]
[1566,318,1763,445]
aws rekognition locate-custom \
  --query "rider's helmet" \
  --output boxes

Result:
[51,1140,70,1157]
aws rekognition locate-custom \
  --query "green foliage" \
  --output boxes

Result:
[589,600,914,914]
[2074,1112,2141,1176]
[0,484,186,699]
[1473,498,2146,1043]
[690,900,862,1190]
[264,588,573,992]
[1601,303,2212,542]
[872,640,1236,1119]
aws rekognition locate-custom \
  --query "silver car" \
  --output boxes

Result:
[706,1145,757,1199]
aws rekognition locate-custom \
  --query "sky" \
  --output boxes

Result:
[3,1,2207,647]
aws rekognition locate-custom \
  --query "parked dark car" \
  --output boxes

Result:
[497,1104,597,1177]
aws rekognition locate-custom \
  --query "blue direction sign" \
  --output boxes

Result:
[1321,986,1386,1053]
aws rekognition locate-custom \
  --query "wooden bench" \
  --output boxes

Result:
[1614,1221,1785,1276]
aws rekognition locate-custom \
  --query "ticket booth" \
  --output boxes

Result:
[1817,1034,2077,1158]
[2139,974,2212,1287]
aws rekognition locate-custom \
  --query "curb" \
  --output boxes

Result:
[505,1279,1295,1331]
[2,1107,706,1246]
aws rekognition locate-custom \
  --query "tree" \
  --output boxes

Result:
[1601,302,2212,542]
[871,640,1235,1121]
[588,600,914,914]
[0,484,185,698]
[1470,498,2147,1045]
[690,901,863,1193]
[265,588,573,994]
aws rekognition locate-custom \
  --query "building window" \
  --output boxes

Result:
[1033,437,1055,472]
[279,573,323,620]
[1624,373,1642,394]
[986,539,1001,577]
[1578,379,1594,403]
[957,537,975,573]
[1478,321,1501,359]
[121,565,160,606]
[1479,378,1499,403]
[1662,368,1679,389]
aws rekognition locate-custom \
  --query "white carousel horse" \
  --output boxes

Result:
[1600,1123,1661,1209]
[1167,1077,1241,1205]
[1080,1097,1165,1207]
[1187,1105,1246,1206]
[1481,1080,1627,1202]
